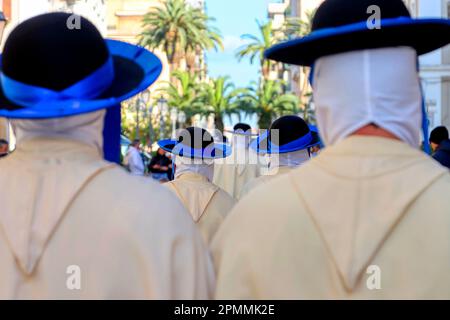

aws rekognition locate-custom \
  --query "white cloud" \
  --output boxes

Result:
[222,35,251,52]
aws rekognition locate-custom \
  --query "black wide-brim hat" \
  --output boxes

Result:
[250,115,321,154]
[265,0,450,66]
[0,12,162,118]
[158,127,232,160]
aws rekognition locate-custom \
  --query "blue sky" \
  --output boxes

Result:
[205,0,273,88]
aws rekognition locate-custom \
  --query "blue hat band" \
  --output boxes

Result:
[158,138,232,159]
[173,143,217,158]
[268,131,313,153]
[1,55,115,110]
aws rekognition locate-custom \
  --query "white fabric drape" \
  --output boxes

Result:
[269,149,310,172]
[312,47,422,147]
[126,146,145,176]
[11,110,105,155]
[175,156,215,182]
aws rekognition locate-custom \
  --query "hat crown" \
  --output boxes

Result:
[312,0,411,32]
[2,12,109,91]
[177,127,215,150]
[269,115,310,146]
[233,123,252,133]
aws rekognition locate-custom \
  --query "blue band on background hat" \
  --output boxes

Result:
[1,56,114,109]
[158,139,232,159]
[252,129,319,154]
[269,131,313,153]
[173,143,216,159]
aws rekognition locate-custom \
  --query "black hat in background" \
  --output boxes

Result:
[158,127,231,159]
[430,126,449,145]
[250,115,321,154]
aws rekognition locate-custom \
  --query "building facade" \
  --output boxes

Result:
[267,0,323,113]
[411,0,450,130]
[106,0,170,97]
[2,0,107,46]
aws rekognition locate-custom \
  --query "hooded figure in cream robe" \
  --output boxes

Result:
[212,0,450,299]
[213,123,260,200]
[240,115,321,198]
[0,13,214,299]
[160,127,236,244]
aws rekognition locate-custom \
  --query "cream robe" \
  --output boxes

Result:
[213,148,260,200]
[0,138,214,299]
[240,166,293,199]
[212,136,450,299]
[166,173,235,244]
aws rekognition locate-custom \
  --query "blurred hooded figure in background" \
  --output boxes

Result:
[159,127,235,244]
[212,0,450,299]
[124,139,145,176]
[213,123,260,199]
[0,13,214,299]
[240,115,321,198]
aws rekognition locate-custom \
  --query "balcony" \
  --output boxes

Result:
[268,1,289,16]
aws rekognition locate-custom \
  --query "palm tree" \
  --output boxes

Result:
[159,70,203,125]
[197,76,242,132]
[238,80,299,129]
[139,0,223,75]
[282,11,314,40]
[282,11,316,120]
[236,21,278,81]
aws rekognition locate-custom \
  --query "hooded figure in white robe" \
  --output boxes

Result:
[213,123,260,200]
[212,0,450,299]
[160,127,236,244]
[0,13,214,299]
[125,140,145,176]
[240,115,321,198]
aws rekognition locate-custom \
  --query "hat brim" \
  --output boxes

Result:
[250,127,321,155]
[265,17,450,66]
[0,39,162,118]
[158,139,232,159]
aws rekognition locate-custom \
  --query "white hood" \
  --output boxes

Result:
[12,110,105,154]
[312,47,422,148]
[269,149,310,172]
[175,156,215,183]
